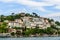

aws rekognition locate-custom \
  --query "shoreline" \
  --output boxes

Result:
[0,35,60,38]
[0,36,60,38]
[0,33,60,38]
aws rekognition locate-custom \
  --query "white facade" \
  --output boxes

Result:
[8,17,51,29]
[8,22,23,27]
[22,17,50,29]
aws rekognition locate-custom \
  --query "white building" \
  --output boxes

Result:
[8,17,51,29]
[8,19,23,28]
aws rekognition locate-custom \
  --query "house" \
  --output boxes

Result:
[8,21,15,27]
[56,25,60,29]
[20,13,25,17]
[8,19,23,28]
[21,17,51,29]
[4,20,9,23]
[15,19,23,24]
[8,16,51,29]
[8,28,16,33]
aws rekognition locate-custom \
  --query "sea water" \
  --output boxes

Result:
[0,37,60,40]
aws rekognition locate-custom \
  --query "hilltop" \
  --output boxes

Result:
[0,12,60,37]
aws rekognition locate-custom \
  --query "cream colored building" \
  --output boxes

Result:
[8,19,23,28]
[8,17,51,29]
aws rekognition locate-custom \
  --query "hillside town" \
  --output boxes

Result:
[0,13,60,37]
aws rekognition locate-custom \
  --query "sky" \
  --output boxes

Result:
[0,0,60,21]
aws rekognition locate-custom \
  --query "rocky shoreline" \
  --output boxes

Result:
[0,33,59,38]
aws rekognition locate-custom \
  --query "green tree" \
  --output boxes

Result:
[16,30,21,37]
[0,22,7,33]
[14,14,21,19]
[55,21,60,26]
[11,13,15,21]
[0,15,5,22]
[11,32,15,36]
[32,12,39,17]
[45,27,55,35]
[24,29,31,36]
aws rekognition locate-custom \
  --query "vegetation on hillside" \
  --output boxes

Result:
[0,12,60,37]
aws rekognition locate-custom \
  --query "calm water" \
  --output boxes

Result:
[0,37,60,40]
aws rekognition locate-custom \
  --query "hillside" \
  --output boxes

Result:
[0,12,60,37]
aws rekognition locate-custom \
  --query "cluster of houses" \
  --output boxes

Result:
[7,16,51,29]
[1,16,51,35]
[1,13,60,37]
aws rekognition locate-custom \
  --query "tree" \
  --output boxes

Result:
[12,13,14,15]
[0,15,5,22]
[16,30,21,37]
[11,13,15,21]
[6,13,15,21]
[58,31,60,34]
[12,27,21,30]
[38,29,45,35]
[51,25,58,30]
[25,13,30,16]
[45,27,55,35]
[50,19,54,22]
[55,21,60,26]
[24,30,31,36]
[30,28,37,35]
[14,14,21,19]
[11,32,15,36]
[32,12,39,17]
[0,22,8,33]
[35,25,39,34]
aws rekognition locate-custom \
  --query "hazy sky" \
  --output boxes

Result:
[0,0,60,21]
